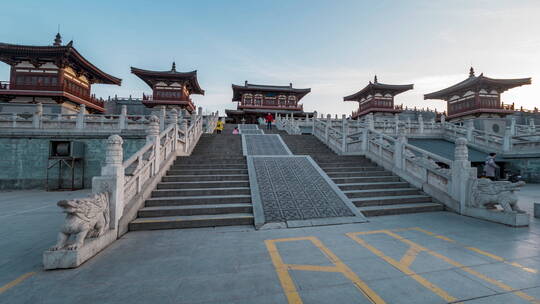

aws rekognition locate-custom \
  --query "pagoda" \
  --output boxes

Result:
[225,81,311,123]
[130,63,204,113]
[344,76,413,119]
[424,67,531,121]
[0,33,121,113]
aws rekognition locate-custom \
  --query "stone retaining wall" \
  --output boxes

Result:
[0,131,146,190]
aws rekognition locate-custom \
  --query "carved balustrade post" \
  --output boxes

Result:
[146,115,161,175]
[341,114,347,153]
[394,114,399,135]
[312,111,317,133]
[367,113,374,130]
[33,102,43,129]
[394,136,407,170]
[76,104,86,129]
[92,134,124,230]
[118,105,127,130]
[451,137,475,213]
[503,126,512,152]
[465,120,474,142]
[198,106,203,117]
[529,118,536,134]
[169,109,179,151]
[159,106,166,131]
[11,113,17,128]
[510,117,516,136]
[182,119,189,153]
[418,114,424,134]
[325,114,331,144]
[440,114,446,125]
[361,128,368,153]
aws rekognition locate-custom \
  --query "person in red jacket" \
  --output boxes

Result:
[265,113,274,130]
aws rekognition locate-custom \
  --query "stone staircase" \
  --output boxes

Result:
[280,134,444,216]
[129,131,254,231]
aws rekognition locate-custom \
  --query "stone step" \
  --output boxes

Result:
[138,203,253,217]
[174,157,246,164]
[326,171,393,178]
[129,213,254,231]
[331,176,401,184]
[317,162,374,168]
[313,158,371,163]
[151,187,250,198]
[321,166,382,172]
[167,169,248,176]
[343,188,421,198]
[157,180,250,189]
[170,164,247,170]
[351,195,433,207]
[162,174,249,182]
[337,182,410,191]
[145,195,252,207]
[358,203,444,217]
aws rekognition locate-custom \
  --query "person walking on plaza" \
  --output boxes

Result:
[483,152,499,180]
[265,113,274,130]
[215,119,224,134]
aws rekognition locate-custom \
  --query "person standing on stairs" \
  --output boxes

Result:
[265,113,274,130]
[232,127,239,134]
[215,119,224,134]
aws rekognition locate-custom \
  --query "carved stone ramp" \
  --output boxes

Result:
[240,129,264,135]
[237,124,259,130]
[242,134,292,156]
[280,134,444,216]
[248,155,366,229]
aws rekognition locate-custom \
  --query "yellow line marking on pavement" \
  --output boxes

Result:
[465,246,538,274]
[348,228,540,304]
[347,231,457,303]
[265,236,386,304]
[411,227,538,274]
[400,246,421,267]
[0,272,36,294]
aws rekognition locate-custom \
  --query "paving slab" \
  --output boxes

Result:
[2,185,540,303]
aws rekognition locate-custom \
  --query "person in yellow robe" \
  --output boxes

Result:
[215,119,224,134]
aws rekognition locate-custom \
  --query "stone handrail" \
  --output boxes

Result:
[203,111,220,133]
[92,108,205,236]
[0,103,153,131]
[313,116,466,211]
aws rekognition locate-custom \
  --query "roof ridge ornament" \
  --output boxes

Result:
[374,75,378,83]
[469,66,475,77]
[53,32,62,46]
[171,61,176,72]
[245,80,248,86]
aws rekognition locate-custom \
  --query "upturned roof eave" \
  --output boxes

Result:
[424,75,532,100]
[0,42,121,85]
[343,82,413,101]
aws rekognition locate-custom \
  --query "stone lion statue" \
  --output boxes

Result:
[49,192,110,251]
[470,178,525,213]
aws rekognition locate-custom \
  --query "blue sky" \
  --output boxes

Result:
[1,0,539,115]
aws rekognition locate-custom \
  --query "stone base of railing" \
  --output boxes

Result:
[118,148,183,237]
[462,207,529,227]
[43,229,117,270]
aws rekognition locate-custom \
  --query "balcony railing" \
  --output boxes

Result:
[239,102,303,111]
[0,81,104,108]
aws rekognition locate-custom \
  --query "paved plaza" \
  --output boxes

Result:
[1,185,540,303]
